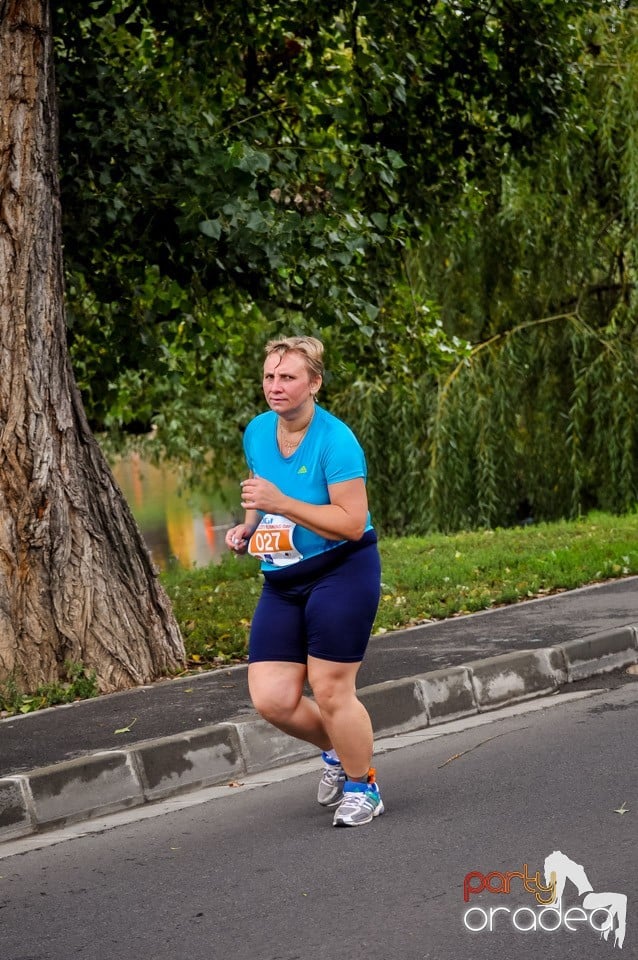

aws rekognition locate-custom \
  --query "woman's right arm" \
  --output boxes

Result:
[224,465,258,554]
[224,509,259,554]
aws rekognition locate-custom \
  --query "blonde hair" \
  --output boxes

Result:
[264,336,324,382]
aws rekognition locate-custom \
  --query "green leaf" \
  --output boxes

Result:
[245,211,268,233]
[115,718,138,734]
[199,219,222,240]
[238,149,271,175]
[387,150,407,170]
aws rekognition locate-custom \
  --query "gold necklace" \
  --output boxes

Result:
[277,413,314,453]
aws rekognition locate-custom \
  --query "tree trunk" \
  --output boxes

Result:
[0,0,185,693]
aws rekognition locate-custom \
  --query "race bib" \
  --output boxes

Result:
[248,514,303,567]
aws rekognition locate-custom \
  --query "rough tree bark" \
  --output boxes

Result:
[0,1,185,693]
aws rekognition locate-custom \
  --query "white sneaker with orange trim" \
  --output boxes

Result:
[332,769,385,827]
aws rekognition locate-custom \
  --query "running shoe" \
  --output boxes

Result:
[317,752,347,807]
[332,771,385,827]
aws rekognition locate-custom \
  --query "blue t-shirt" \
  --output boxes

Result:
[243,405,372,570]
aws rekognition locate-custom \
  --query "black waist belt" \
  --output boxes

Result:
[263,528,378,586]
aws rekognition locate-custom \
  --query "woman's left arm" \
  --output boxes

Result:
[240,476,368,541]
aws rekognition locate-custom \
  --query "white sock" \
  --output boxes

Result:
[324,748,339,762]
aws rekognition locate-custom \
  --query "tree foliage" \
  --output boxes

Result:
[53,2,593,455]
[51,0,636,534]
[402,2,638,530]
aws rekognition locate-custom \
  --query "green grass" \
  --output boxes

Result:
[164,556,263,670]
[163,510,638,668]
[3,510,637,712]
[0,662,99,717]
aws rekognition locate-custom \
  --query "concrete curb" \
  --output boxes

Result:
[1,624,636,842]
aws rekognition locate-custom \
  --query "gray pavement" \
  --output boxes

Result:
[1,576,637,842]
[1,684,635,960]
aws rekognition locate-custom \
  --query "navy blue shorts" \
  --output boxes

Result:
[249,534,381,664]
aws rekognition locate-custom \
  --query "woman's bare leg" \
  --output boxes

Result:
[248,661,332,751]
[307,656,373,778]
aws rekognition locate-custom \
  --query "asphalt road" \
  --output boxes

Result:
[0,677,635,960]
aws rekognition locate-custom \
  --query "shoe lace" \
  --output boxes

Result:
[322,764,344,785]
[338,794,364,814]
[344,785,376,805]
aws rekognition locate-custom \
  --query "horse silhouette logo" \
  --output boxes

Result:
[544,851,627,949]
[463,850,628,947]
